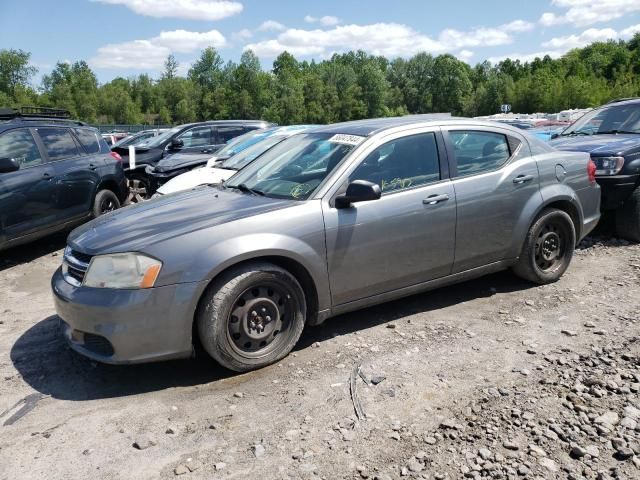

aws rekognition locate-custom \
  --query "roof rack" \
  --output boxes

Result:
[0,106,85,125]
[605,97,640,105]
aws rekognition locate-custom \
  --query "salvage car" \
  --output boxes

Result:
[550,97,640,241]
[52,116,600,371]
[112,120,275,201]
[111,129,168,149]
[154,125,314,196]
[0,107,127,251]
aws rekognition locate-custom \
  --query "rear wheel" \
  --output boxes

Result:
[126,172,151,203]
[92,190,120,218]
[615,186,640,242]
[512,208,575,284]
[197,262,306,372]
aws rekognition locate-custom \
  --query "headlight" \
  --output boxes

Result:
[83,253,162,289]
[593,156,624,176]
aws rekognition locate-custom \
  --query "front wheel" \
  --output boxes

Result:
[126,172,151,203]
[615,186,640,242]
[197,262,306,372]
[512,208,576,284]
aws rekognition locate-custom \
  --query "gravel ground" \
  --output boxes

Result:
[0,232,638,480]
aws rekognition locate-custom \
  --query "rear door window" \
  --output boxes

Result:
[177,126,212,148]
[37,127,81,161]
[0,128,43,168]
[73,128,101,154]
[449,131,511,177]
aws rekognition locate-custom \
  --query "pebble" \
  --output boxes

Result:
[370,375,386,385]
[561,329,577,337]
[233,392,244,398]
[252,444,265,457]
[502,440,519,451]
[174,465,189,475]
[132,435,156,450]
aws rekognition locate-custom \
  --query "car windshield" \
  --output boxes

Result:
[221,135,285,170]
[216,129,276,157]
[562,103,640,136]
[138,126,182,148]
[225,132,358,200]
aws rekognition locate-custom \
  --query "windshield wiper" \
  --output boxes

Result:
[595,130,640,135]
[562,131,591,136]
[226,183,265,196]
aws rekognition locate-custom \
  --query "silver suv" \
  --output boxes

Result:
[51,116,601,371]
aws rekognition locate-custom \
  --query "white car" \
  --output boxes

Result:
[155,125,314,195]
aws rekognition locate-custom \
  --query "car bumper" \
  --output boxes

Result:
[145,167,193,194]
[51,267,205,364]
[596,174,639,210]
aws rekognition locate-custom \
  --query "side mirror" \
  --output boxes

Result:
[335,180,381,209]
[0,157,20,173]
[169,138,184,150]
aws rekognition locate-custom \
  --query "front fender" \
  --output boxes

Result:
[188,233,331,312]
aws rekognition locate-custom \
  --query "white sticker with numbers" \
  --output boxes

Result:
[327,134,365,146]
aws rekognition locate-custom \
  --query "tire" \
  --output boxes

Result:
[615,186,640,242]
[126,172,151,203]
[197,262,307,372]
[512,208,576,284]
[92,189,120,218]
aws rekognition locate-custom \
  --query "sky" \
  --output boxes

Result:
[1,0,640,84]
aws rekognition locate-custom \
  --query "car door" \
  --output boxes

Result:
[444,127,542,273]
[322,129,456,306]
[0,127,57,242]
[36,127,98,221]
[175,126,216,154]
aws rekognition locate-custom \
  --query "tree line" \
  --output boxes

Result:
[1,34,640,126]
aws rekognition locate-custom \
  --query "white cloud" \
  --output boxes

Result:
[540,0,640,27]
[93,0,243,21]
[91,29,227,69]
[258,20,286,32]
[305,15,341,26]
[245,22,517,58]
[232,29,253,41]
[502,20,535,32]
[457,50,474,62]
[488,50,564,64]
[621,24,640,38]
[542,27,618,50]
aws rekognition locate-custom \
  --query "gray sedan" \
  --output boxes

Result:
[51,116,601,371]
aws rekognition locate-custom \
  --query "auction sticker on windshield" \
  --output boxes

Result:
[328,134,365,146]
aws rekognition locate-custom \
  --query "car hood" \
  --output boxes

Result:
[550,134,640,155]
[68,187,295,255]
[153,152,213,173]
[156,167,236,195]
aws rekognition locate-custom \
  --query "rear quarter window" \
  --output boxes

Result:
[73,128,101,154]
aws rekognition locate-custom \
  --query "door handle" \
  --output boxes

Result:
[513,174,534,184]
[423,193,450,205]
[89,163,97,170]
[42,172,52,180]
[201,149,211,154]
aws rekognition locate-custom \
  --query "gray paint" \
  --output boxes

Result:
[52,117,601,364]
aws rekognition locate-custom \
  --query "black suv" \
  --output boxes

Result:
[112,120,275,200]
[551,98,640,241]
[0,107,128,251]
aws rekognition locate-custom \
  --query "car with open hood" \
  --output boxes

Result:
[52,115,600,372]
[550,98,640,240]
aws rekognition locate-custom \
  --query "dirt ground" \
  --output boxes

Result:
[0,231,639,480]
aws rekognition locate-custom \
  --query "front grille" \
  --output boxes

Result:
[83,333,115,357]
[62,247,93,286]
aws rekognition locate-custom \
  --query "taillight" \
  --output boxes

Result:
[587,158,596,185]
[110,151,122,162]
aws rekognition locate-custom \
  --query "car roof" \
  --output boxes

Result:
[176,120,275,129]
[309,115,525,137]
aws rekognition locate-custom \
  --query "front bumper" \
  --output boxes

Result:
[596,174,639,210]
[52,267,205,364]
[145,166,192,194]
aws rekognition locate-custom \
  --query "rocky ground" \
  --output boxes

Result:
[0,232,638,480]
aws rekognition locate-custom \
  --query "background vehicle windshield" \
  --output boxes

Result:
[216,129,276,157]
[221,135,284,170]
[562,104,640,135]
[226,132,357,200]
[138,126,182,148]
